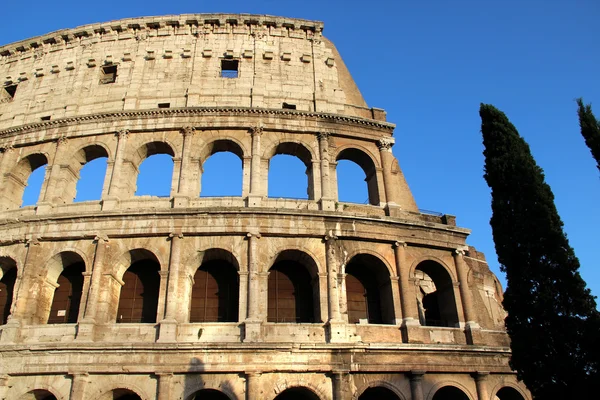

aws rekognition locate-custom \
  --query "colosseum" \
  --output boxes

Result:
[0,13,530,400]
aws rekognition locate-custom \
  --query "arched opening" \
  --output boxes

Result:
[495,387,526,400]
[268,250,320,323]
[117,255,161,323]
[72,145,109,202]
[200,139,244,197]
[432,386,469,400]
[18,390,57,400]
[358,386,401,400]
[336,148,379,205]
[190,249,239,322]
[48,262,85,324]
[0,257,17,325]
[267,142,314,200]
[132,141,175,197]
[0,153,49,209]
[415,261,459,327]
[112,389,142,400]
[345,254,395,324]
[273,387,321,400]
[190,389,231,400]
[336,159,369,204]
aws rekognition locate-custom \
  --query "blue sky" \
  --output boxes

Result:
[4,1,599,301]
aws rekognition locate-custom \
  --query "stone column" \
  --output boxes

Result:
[409,371,425,400]
[174,127,195,207]
[474,372,490,400]
[246,372,262,400]
[78,271,92,322]
[332,371,351,400]
[378,137,398,213]
[37,136,68,213]
[325,234,346,342]
[0,146,16,210]
[69,373,89,400]
[390,276,403,324]
[0,375,10,400]
[159,233,183,342]
[244,232,262,341]
[454,249,481,344]
[318,132,335,211]
[394,242,420,342]
[77,235,108,340]
[103,129,129,210]
[157,372,173,400]
[247,126,263,207]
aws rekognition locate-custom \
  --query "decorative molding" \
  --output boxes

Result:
[180,126,196,136]
[377,137,395,151]
[116,129,129,139]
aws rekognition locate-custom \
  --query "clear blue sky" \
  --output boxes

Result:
[3,1,599,301]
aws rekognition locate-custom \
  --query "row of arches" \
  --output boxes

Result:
[5,137,383,209]
[0,250,459,328]
[17,385,527,400]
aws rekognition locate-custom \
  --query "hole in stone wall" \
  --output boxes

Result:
[282,102,296,110]
[3,84,17,99]
[40,116,51,121]
[158,103,170,108]
[221,59,239,78]
[100,65,117,84]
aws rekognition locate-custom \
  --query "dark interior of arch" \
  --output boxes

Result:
[142,141,176,158]
[272,142,313,167]
[496,387,526,400]
[48,262,85,324]
[345,254,395,324]
[268,261,315,323]
[358,387,401,400]
[112,388,142,399]
[336,148,379,205]
[416,260,459,327]
[432,386,469,400]
[27,390,57,400]
[190,259,239,322]
[192,389,231,400]
[273,387,321,400]
[0,258,17,325]
[204,139,244,160]
[80,144,110,162]
[117,259,160,323]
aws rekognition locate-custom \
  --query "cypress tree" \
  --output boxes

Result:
[479,104,600,399]
[576,98,600,172]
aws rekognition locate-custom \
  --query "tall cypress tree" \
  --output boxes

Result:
[576,98,600,172]
[479,104,600,399]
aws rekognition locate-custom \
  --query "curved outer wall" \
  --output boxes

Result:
[0,14,529,400]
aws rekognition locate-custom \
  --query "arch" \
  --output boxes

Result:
[494,386,527,400]
[68,144,110,203]
[200,141,244,197]
[96,388,144,400]
[355,381,406,400]
[358,386,402,400]
[39,251,86,324]
[1,152,48,209]
[430,385,471,400]
[336,146,380,205]
[0,256,17,324]
[116,249,161,323]
[345,253,395,324]
[188,389,233,400]
[414,260,459,327]
[266,141,316,200]
[190,248,240,322]
[198,138,246,162]
[268,249,321,323]
[128,141,176,197]
[273,387,321,400]
[17,389,59,400]
[131,140,176,167]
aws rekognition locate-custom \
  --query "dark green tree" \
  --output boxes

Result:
[479,104,600,399]
[576,98,600,172]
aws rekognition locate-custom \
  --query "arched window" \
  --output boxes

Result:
[190,389,231,400]
[268,250,320,323]
[267,142,314,200]
[0,257,17,325]
[336,148,379,205]
[432,386,469,400]
[19,390,57,400]
[48,262,85,324]
[336,159,369,204]
[190,254,239,323]
[345,254,395,324]
[415,261,459,327]
[117,259,160,323]
[0,153,48,210]
[358,387,401,400]
[132,141,175,197]
[273,387,321,400]
[495,387,526,400]
[200,140,244,197]
[22,164,46,207]
[73,145,109,202]
[112,389,142,400]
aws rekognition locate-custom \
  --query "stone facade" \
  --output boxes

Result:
[0,14,530,400]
